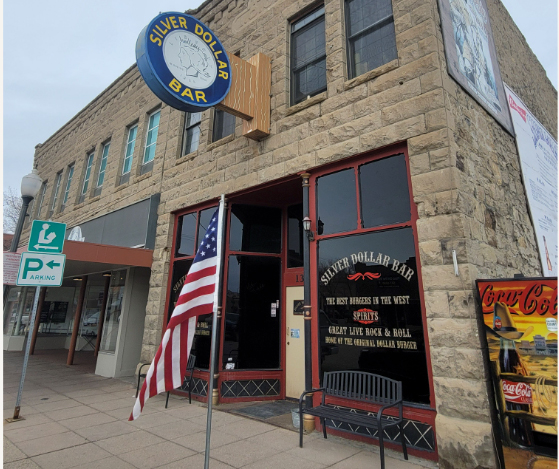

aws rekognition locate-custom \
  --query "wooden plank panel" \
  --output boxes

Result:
[216,53,255,121]
[242,52,272,140]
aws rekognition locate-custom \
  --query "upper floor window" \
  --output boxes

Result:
[291,7,327,105]
[143,110,161,165]
[50,172,62,215]
[62,164,75,210]
[96,142,110,188]
[345,0,397,79]
[182,112,202,156]
[122,125,138,176]
[35,182,48,219]
[81,153,94,199]
[212,110,235,142]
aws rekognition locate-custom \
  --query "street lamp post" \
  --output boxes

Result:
[4,169,42,422]
[9,169,43,252]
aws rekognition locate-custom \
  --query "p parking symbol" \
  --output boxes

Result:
[22,258,43,279]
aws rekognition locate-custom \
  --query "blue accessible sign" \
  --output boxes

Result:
[136,12,232,113]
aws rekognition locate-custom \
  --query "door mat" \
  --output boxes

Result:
[232,400,296,420]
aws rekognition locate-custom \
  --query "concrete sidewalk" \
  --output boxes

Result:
[4,351,436,469]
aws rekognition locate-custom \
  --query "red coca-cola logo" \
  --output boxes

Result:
[494,318,502,330]
[502,380,533,404]
[508,95,527,122]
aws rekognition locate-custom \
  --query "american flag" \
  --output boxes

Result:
[130,207,221,420]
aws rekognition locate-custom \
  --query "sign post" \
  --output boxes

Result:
[8,224,67,422]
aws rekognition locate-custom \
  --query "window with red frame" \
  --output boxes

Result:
[170,206,217,369]
[315,153,431,405]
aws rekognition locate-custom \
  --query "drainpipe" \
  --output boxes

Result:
[301,173,315,434]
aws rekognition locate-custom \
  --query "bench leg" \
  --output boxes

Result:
[398,423,408,460]
[299,412,304,448]
[136,374,142,398]
[379,430,385,469]
[322,418,327,439]
[165,391,170,409]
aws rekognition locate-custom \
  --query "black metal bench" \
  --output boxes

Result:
[136,354,196,407]
[298,371,408,469]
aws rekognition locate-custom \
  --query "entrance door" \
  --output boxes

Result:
[285,286,305,399]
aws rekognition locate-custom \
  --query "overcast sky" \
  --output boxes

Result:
[3,0,557,197]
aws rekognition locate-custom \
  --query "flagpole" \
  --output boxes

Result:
[204,194,226,469]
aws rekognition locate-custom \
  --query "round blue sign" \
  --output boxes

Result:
[136,12,232,113]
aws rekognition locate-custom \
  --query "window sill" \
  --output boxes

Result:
[134,172,152,184]
[176,150,198,166]
[206,133,235,152]
[286,91,327,116]
[344,59,399,91]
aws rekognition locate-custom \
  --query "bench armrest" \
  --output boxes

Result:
[377,399,404,426]
[138,363,151,377]
[298,388,326,412]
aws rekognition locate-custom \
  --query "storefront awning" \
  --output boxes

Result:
[17,240,153,279]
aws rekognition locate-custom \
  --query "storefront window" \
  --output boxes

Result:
[175,212,197,257]
[3,287,36,336]
[287,204,304,268]
[315,151,430,405]
[229,204,282,253]
[316,169,357,235]
[100,270,127,353]
[223,255,281,369]
[359,154,410,227]
[170,206,218,369]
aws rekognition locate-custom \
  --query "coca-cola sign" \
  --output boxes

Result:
[502,380,533,405]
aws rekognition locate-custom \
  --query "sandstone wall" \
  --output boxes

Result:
[27,0,554,466]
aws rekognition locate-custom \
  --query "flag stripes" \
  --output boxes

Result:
[130,208,220,421]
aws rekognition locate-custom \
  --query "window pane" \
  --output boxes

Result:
[318,228,430,404]
[360,154,411,228]
[291,11,326,104]
[63,166,74,205]
[316,169,357,235]
[143,144,156,164]
[287,204,304,268]
[100,271,127,353]
[346,0,397,78]
[97,143,110,187]
[229,204,282,253]
[213,110,235,142]
[347,0,393,36]
[82,154,93,195]
[224,255,281,369]
[351,22,397,76]
[197,207,218,250]
[183,125,200,155]
[176,212,197,257]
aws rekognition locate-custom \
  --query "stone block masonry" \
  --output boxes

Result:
[27,0,556,467]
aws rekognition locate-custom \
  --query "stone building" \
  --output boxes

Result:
[7,0,556,467]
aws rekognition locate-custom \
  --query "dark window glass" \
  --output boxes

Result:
[175,212,197,257]
[346,0,397,78]
[229,205,282,253]
[223,255,281,369]
[359,154,411,228]
[197,207,217,251]
[287,204,304,268]
[168,259,212,369]
[212,110,235,142]
[291,7,327,105]
[318,228,429,404]
[182,112,202,156]
[316,169,357,235]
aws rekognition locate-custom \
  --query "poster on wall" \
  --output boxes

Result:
[475,278,557,469]
[437,0,513,134]
[504,85,558,277]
